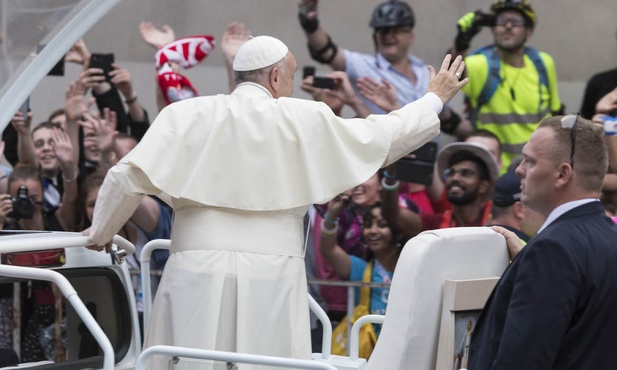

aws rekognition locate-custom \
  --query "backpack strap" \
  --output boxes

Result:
[360,261,372,307]
[473,45,502,108]
[524,46,548,89]
[523,46,550,111]
[467,46,501,126]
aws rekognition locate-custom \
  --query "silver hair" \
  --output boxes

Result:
[233,56,287,86]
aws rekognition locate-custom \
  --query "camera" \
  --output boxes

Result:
[475,12,496,27]
[8,185,35,220]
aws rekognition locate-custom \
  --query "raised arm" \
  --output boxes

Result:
[51,127,79,231]
[450,11,485,59]
[298,0,346,71]
[221,22,251,92]
[79,109,118,173]
[65,79,95,164]
[319,193,352,279]
[11,110,36,166]
[109,63,148,133]
[380,164,423,241]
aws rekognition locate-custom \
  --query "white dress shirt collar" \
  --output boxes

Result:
[537,198,599,234]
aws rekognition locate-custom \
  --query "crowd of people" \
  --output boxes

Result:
[2,0,617,368]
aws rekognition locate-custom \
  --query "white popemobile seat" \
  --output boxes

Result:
[364,227,510,370]
[140,228,510,369]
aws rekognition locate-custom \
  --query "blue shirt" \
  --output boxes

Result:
[344,50,429,114]
[349,257,393,316]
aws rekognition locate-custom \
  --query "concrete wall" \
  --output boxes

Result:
[30,0,617,121]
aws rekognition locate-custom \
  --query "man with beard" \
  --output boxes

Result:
[420,142,499,229]
[450,0,563,172]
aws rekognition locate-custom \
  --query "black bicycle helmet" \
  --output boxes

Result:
[490,0,536,28]
[369,0,415,29]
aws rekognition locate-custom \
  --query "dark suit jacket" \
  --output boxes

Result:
[469,201,617,370]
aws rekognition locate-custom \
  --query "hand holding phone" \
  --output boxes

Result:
[394,142,438,185]
[303,66,316,79]
[19,97,30,119]
[312,76,335,90]
[88,53,115,81]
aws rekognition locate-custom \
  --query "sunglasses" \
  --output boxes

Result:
[495,16,525,27]
[560,114,579,168]
[375,26,412,35]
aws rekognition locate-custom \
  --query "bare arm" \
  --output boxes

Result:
[109,63,146,122]
[130,196,160,234]
[11,111,36,166]
[318,193,352,279]
[51,128,79,231]
[65,77,95,164]
[380,164,423,240]
[298,0,346,71]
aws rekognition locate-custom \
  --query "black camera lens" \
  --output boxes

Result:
[8,185,35,220]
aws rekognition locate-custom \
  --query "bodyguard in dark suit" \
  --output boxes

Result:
[469,114,617,369]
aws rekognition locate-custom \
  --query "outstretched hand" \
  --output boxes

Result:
[427,54,468,105]
[221,22,251,65]
[357,77,401,113]
[65,38,91,65]
[139,21,176,49]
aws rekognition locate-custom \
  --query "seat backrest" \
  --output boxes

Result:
[365,227,510,370]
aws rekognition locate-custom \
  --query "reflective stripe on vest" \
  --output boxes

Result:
[477,108,549,126]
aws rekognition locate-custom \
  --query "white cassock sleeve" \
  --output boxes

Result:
[88,163,161,246]
[382,93,443,166]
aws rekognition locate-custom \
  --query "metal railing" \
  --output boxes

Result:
[139,239,390,359]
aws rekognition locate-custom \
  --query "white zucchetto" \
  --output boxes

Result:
[232,36,289,72]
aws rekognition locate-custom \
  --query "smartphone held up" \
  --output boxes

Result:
[88,53,115,81]
[303,65,336,90]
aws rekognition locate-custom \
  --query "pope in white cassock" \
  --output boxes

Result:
[86,35,467,369]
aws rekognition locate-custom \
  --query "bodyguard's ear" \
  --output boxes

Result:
[555,162,573,189]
